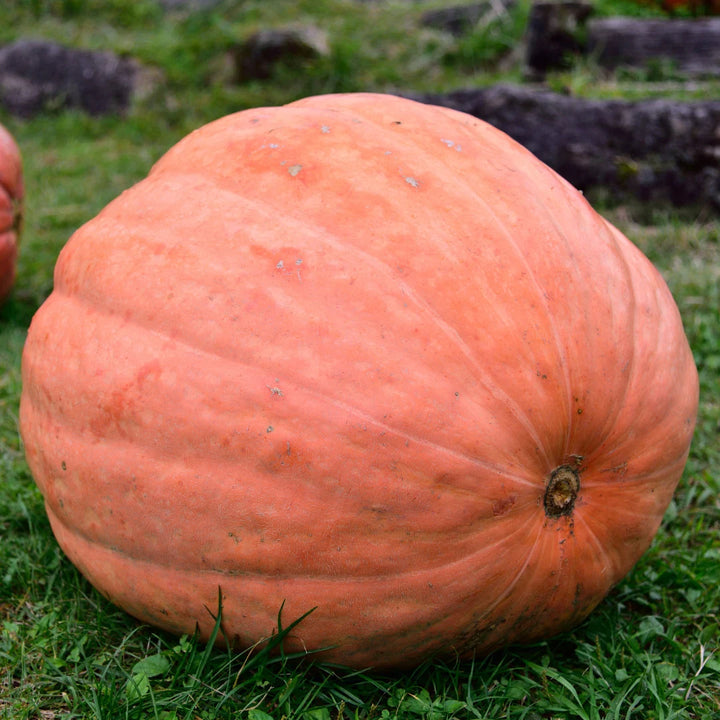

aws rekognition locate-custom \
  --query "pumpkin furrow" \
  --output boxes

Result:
[583,448,691,491]
[466,514,547,626]
[572,512,621,582]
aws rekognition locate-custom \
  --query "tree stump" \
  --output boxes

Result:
[525,1,594,76]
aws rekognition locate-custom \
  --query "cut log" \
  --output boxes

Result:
[414,84,720,211]
[587,17,720,76]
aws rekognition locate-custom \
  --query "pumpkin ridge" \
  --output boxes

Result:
[567,221,640,460]
[29,362,540,499]
[294,386,541,489]
[572,511,624,581]
[141,166,558,470]
[581,239,694,472]
[463,516,547,632]
[59,171,559,473]
[581,446,690,489]
[35,291,538,488]
[267,102,582,467]
[44,486,541,580]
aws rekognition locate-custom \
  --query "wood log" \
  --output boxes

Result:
[414,84,720,211]
[587,17,720,76]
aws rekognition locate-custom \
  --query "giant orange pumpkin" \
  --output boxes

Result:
[20,93,698,669]
[0,123,23,303]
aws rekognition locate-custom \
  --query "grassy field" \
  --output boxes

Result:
[1,0,719,718]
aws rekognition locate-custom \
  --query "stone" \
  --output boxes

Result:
[233,26,330,83]
[0,39,138,118]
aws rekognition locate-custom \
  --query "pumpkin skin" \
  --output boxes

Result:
[20,93,698,669]
[0,123,23,303]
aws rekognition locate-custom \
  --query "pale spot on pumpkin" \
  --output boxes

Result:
[405,176,420,188]
[320,125,330,133]
[441,138,462,152]
[288,164,303,176]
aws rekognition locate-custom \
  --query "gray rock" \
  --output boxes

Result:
[233,25,330,82]
[0,39,138,118]
[158,0,222,10]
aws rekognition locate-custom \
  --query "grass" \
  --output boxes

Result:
[1,0,719,718]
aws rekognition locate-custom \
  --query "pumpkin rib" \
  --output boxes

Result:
[567,219,639,462]
[162,167,559,470]
[25,378,548,580]
[571,511,619,581]
[528,183,613,459]
[149,102,586,467]
[56,174,559,477]
[42,492,542,582]
[309,97,587,457]
[44,503,560,668]
[296,387,541,490]
[583,440,691,489]
[466,513,547,625]
[579,271,695,476]
[521,180,646,467]
[23,320,553,582]
[272,101,575,466]
[35,290,539,493]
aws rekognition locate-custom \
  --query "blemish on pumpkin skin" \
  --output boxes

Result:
[288,164,303,177]
[492,494,517,517]
[601,462,628,477]
[405,176,420,188]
